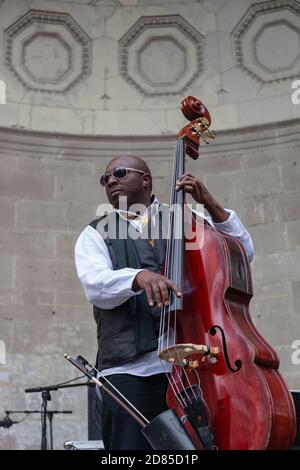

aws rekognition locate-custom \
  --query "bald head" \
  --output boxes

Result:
[107,155,150,174]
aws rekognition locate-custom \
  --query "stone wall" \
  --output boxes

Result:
[0,119,299,449]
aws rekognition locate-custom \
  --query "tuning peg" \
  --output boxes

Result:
[201,135,210,144]
[201,131,216,144]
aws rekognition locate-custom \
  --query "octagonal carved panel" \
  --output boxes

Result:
[233,0,300,84]
[22,32,72,83]
[4,10,92,93]
[119,15,204,96]
[138,36,187,86]
[254,20,300,73]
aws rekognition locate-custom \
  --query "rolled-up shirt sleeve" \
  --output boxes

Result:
[74,225,144,309]
[206,209,254,262]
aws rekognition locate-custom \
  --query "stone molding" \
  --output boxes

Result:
[89,0,121,6]
[0,118,299,159]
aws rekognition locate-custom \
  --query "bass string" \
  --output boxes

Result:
[158,140,196,407]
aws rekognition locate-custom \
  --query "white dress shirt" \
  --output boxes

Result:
[74,199,254,377]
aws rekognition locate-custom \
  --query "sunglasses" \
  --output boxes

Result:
[100,167,148,187]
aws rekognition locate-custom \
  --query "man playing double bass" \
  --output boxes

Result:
[74,154,254,450]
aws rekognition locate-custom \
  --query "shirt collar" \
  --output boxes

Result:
[117,195,159,222]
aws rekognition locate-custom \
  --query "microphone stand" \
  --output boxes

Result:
[41,390,50,450]
[25,380,91,450]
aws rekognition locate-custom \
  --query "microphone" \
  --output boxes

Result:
[0,415,16,428]
[25,386,57,393]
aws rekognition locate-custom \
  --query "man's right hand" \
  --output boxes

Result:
[132,271,181,308]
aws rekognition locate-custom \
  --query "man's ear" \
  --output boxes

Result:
[143,174,151,189]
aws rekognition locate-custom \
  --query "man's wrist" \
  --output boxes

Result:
[204,195,229,223]
[132,270,146,291]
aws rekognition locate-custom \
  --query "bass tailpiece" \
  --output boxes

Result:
[177,384,215,450]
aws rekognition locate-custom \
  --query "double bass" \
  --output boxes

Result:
[157,96,296,449]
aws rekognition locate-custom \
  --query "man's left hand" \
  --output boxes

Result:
[175,173,211,204]
[175,173,229,223]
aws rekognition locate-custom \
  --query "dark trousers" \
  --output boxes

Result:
[101,373,169,450]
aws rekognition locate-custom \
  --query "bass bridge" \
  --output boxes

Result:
[159,343,219,368]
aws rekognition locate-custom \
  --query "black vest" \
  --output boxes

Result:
[89,211,167,370]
